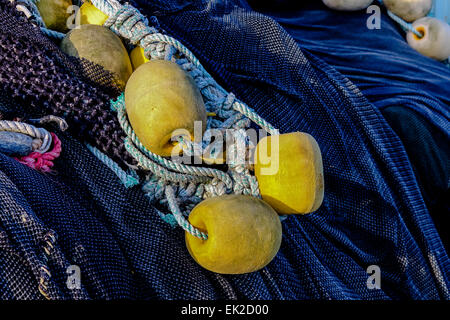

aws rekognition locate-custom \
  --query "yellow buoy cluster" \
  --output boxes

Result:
[42,1,150,91]
[186,195,282,274]
[322,0,450,61]
[123,61,325,274]
[38,0,325,274]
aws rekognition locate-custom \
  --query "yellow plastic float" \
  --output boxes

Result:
[60,24,133,90]
[125,60,207,157]
[185,195,282,274]
[76,1,109,26]
[383,0,432,22]
[254,132,324,215]
[36,0,72,32]
[407,17,450,61]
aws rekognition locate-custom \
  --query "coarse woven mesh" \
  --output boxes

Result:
[0,0,448,300]
[0,0,136,168]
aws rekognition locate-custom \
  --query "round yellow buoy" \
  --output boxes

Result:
[185,195,282,274]
[383,0,432,22]
[36,0,73,32]
[407,17,450,61]
[254,132,324,215]
[76,1,109,26]
[130,46,150,70]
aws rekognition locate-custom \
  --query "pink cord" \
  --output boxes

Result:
[15,133,62,173]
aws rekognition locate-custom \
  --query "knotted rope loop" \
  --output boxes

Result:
[113,94,234,189]
[166,185,208,240]
[15,132,62,173]
[104,4,158,44]
[0,119,53,153]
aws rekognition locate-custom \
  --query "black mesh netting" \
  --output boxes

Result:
[0,0,136,168]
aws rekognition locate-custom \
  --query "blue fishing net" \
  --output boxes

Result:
[0,0,448,299]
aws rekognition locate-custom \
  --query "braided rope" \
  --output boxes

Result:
[11,0,66,39]
[40,27,65,40]
[0,120,52,153]
[124,137,212,185]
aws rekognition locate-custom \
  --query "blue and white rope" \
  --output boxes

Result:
[95,0,277,238]
[0,120,52,153]
[22,0,278,239]
[86,144,140,188]
[387,10,424,38]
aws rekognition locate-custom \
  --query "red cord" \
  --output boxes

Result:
[15,133,62,173]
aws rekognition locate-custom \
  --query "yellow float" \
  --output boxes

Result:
[76,1,109,26]
[130,46,150,70]
[125,60,207,157]
[254,132,324,214]
[185,195,282,274]
[407,17,450,61]
[60,24,133,90]
[36,0,72,32]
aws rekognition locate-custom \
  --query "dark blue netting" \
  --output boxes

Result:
[0,0,448,299]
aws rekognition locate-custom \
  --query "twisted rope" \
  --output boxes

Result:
[86,144,140,188]
[387,10,424,38]
[112,94,234,189]
[166,185,208,240]
[0,120,52,153]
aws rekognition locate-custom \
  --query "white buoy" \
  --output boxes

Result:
[407,17,450,61]
[322,0,374,11]
[383,0,432,22]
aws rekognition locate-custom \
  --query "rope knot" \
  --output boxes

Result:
[15,132,62,173]
[104,4,158,45]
